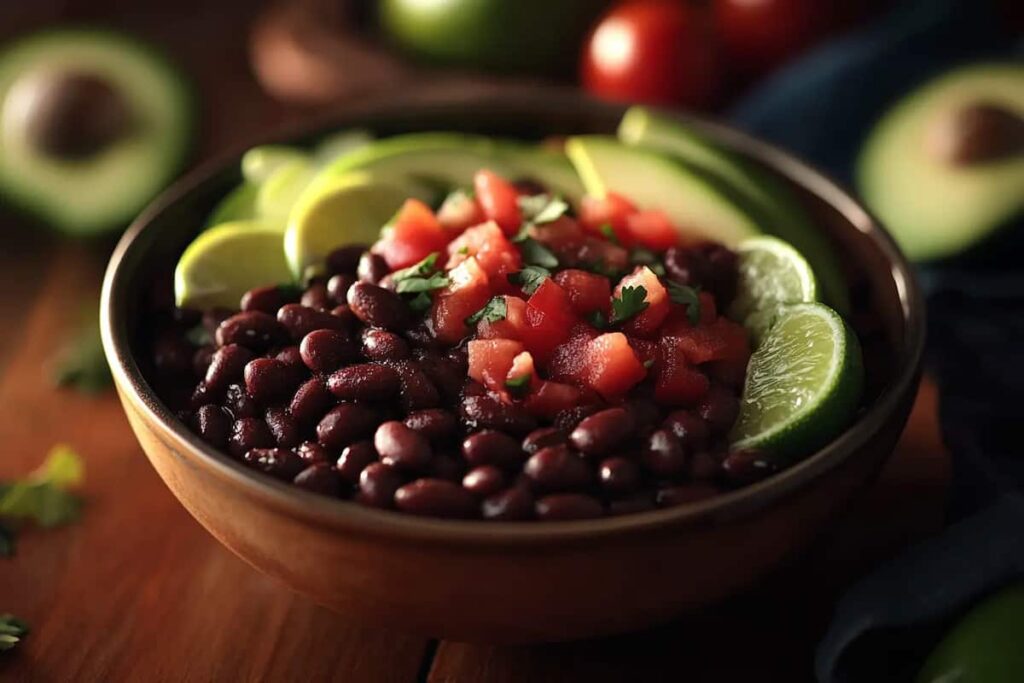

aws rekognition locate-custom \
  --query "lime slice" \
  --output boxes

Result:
[730,303,862,460]
[256,157,318,228]
[205,181,259,228]
[313,129,374,166]
[174,220,293,309]
[242,145,307,185]
[285,173,416,282]
[729,236,818,342]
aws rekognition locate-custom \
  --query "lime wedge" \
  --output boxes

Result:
[256,157,318,228]
[242,145,307,185]
[313,129,374,165]
[284,173,415,282]
[730,303,862,459]
[205,181,259,228]
[174,221,293,309]
[729,236,818,342]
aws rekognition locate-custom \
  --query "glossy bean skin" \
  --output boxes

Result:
[228,417,275,458]
[193,404,231,448]
[663,410,710,451]
[300,329,358,374]
[522,427,567,454]
[569,407,635,457]
[460,394,537,436]
[295,441,331,464]
[358,462,404,508]
[462,430,524,469]
[264,406,301,448]
[336,441,378,484]
[394,479,477,519]
[346,282,411,331]
[721,449,776,485]
[598,457,642,496]
[699,384,740,435]
[482,485,535,521]
[392,360,441,412]
[641,429,689,478]
[224,383,258,419]
[316,403,379,450]
[462,465,506,497]
[277,303,350,342]
[241,285,296,314]
[374,421,432,471]
[523,446,593,493]
[204,344,254,392]
[357,252,389,284]
[535,493,603,521]
[301,282,331,310]
[327,364,401,401]
[293,463,343,496]
[244,358,298,405]
[289,378,334,425]
[404,409,458,442]
[360,328,410,361]
[327,274,356,306]
[242,447,305,480]
[215,311,287,350]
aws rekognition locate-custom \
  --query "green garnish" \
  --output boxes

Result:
[518,238,558,269]
[517,194,568,225]
[505,373,531,398]
[0,445,84,538]
[466,296,507,326]
[0,615,28,652]
[0,524,13,558]
[610,285,649,325]
[643,359,655,369]
[587,310,608,329]
[51,317,111,394]
[629,247,666,277]
[457,245,469,255]
[508,265,551,295]
[667,281,702,325]
[598,224,619,245]
[407,292,433,313]
[393,252,450,296]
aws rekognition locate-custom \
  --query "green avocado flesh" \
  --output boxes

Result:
[619,107,848,313]
[0,30,192,235]
[858,63,1024,262]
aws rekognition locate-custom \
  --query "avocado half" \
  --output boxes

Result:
[858,63,1024,262]
[0,29,193,236]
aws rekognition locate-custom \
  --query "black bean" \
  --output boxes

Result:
[293,463,343,496]
[300,329,358,374]
[296,441,331,464]
[153,334,193,376]
[357,462,404,508]
[462,466,506,497]
[229,418,275,458]
[290,378,334,425]
[204,344,255,392]
[337,441,378,484]
[327,274,356,305]
[394,479,477,519]
[327,363,401,401]
[357,252,389,284]
[330,304,358,328]
[608,494,656,516]
[626,398,661,437]
[265,406,301,448]
[316,403,379,450]
[663,410,710,451]
[553,404,602,433]
[523,446,593,492]
[224,383,258,419]
[699,384,740,435]
[361,328,410,361]
[461,430,524,469]
[274,345,305,369]
[346,282,411,331]
[243,447,305,480]
[535,493,603,521]
[327,244,368,276]
[701,244,738,307]
[427,453,466,482]
[689,451,721,481]
[374,421,432,471]
[482,486,535,521]
[188,383,217,411]
[721,449,776,485]
[193,404,231,448]
[301,282,331,310]
[404,409,458,442]
[641,429,688,478]
[569,407,635,457]
[277,303,350,342]
[393,360,441,412]
[522,427,568,454]
[598,457,642,496]
[192,345,215,379]
[216,311,287,350]
[416,354,465,401]
[664,247,710,288]
[244,358,298,404]
[241,285,296,314]
[460,394,537,435]
[656,483,720,507]
[202,307,233,336]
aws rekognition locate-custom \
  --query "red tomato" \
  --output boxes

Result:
[522,279,578,364]
[585,332,647,399]
[446,221,522,281]
[615,266,670,337]
[554,269,612,315]
[431,256,491,345]
[579,192,637,244]
[523,380,582,419]
[672,317,749,365]
[654,337,710,406]
[572,236,630,274]
[713,0,830,79]
[547,322,599,382]
[436,190,485,232]
[372,199,449,270]
[468,339,524,395]
[474,170,522,235]
[476,295,529,340]
[626,210,679,250]
[581,0,721,108]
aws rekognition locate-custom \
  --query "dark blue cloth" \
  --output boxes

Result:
[726,1,1024,680]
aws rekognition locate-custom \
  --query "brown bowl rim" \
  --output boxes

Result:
[100,85,925,546]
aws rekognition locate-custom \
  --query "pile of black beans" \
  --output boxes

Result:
[149,244,768,522]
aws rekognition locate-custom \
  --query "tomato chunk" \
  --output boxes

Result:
[522,279,577,364]
[654,338,710,406]
[673,317,750,365]
[476,295,528,340]
[586,332,647,399]
[436,190,485,232]
[372,199,449,270]
[523,380,582,419]
[579,192,637,245]
[474,170,522,235]
[446,221,521,281]
[615,266,670,337]
[431,256,491,346]
[505,351,539,398]
[468,339,524,395]
[626,210,679,250]
[547,323,600,383]
[554,269,611,315]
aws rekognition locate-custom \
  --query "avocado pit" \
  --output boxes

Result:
[926,101,1024,166]
[6,69,135,161]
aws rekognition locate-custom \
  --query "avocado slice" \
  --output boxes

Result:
[566,136,762,245]
[205,182,259,229]
[311,132,584,203]
[618,107,848,313]
[0,29,193,236]
[858,63,1024,262]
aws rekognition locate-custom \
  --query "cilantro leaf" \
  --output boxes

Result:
[0,615,28,652]
[407,292,433,313]
[587,310,608,330]
[629,247,666,277]
[466,296,507,326]
[392,252,439,282]
[667,281,702,325]
[643,359,655,369]
[51,318,111,394]
[598,224,619,245]
[392,252,450,298]
[507,266,551,295]
[0,523,13,558]
[610,286,649,325]
[518,238,558,269]
[517,194,568,225]
[0,445,84,531]
[504,373,531,398]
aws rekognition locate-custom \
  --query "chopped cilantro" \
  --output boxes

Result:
[504,373,531,398]
[643,359,655,369]
[629,247,666,277]
[392,252,439,281]
[610,285,649,325]
[587,310,608,329]
[518,238,558,269]
[457,245,469,255]
[598,224,619,245]
[0,446,85,558]
[52,317,111,394]
[667,281,702,325]
[407,292,433,313]
[392,252,450,297]
[466,296,507,326]
[517,194,568,224]
[0,614,28,652]
[507,266,551,295]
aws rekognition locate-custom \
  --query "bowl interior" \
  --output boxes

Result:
[104,89,923,538]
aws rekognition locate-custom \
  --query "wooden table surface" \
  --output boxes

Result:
[0,2,950,681]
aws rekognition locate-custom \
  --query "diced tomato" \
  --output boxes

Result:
[554,269,611,315]
[372,199,449,270]
[626,210,679,250]
[654,337,710,406]
[572,236,630,274]
[672,317,750,365]
[431,257,492,346]
[446,221,522,281]
[522,279,577,364]
[627,336,659,367]
[436,190,485,232]
[547,323,600,382]
[615,266,670,337]
[468,339,524,395]
[523,380,582,419]
[474,170,522,235]
[579,192,638,245]
[476,295,529,340]
[586,332,647,399]
[530,216,586,251]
